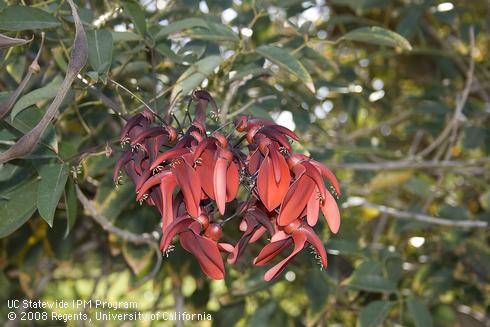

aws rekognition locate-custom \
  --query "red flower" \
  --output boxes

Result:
[114,90,342,281]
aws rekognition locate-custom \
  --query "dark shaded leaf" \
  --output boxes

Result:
[0,6,60,31]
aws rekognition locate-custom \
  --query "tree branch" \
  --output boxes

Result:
[329,157,490,171]
[343,199,488,228]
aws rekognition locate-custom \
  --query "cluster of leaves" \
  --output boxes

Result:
[0,0,489,326]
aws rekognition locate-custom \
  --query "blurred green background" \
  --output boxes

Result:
[0,0,489,326]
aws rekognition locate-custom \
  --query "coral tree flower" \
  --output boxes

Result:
[113,90,341,281]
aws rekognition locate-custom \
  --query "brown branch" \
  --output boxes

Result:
[362,202,488,228]
[75,185,162,286]
[219,80,241,123]
[329,157,490,171]
[0,0,88,163]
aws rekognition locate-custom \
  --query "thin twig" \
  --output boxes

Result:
[76,186,163,285]
[220,80,241,123]
[417,26,476,158]
[227,95,277,119]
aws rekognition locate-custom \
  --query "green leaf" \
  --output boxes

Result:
[0,178,39,238]
[407,296,433,327]
[37,163,70,226]
[87,29,113,76]
[359,300,394,327]
[345,260,397,293]
[11,76,63,120]
[156,17,239,42]
[112,31,142,42]
[172,55,223,98]
[256,45,315,92]
[0,5,60,31]
[7,106,58,153]
[339,26,412,51]
[122,1,146,35]
[155,42,185,64]
[63,177,77,238]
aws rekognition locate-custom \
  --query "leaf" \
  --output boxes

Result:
[112,31,142,42]
[86,29,113,75]
[256,45,315,92]
[345,260,397,293]
[407,296,433,327]
[122,1,146,36]
[172,55,223,98]
[359,300,394,327]
[63,177,77,237]
[156,17,239,42]
[0,33,31,49]
[0,5,60,31]
[7,106,58,152]
[11,76,63,120]
[155,42,185,64]
[37,163,70,226]
[0,178,39,238]
[339,26,412,51]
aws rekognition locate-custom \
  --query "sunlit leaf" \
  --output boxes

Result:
[11,76,63,120]
[256,45,315,92]
[87,29,113,76]
[339,26,412,50]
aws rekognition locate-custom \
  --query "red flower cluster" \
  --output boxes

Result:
[114,90,341,281]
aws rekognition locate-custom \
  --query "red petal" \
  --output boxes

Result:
[268,125,299,140]
[136,170,171,201]
[180,231,225,280]
[278,177,315,226]
[257,156,291,212]
[150,148,190,171]
[254,238,292,266]
[196,149,216,199]
[302,161,327,202]
[173,161,202,217]
[300,225,328,268]
[226,161,239,202]
[160,174,177,231]
[320,191,341,234]
[310,160,341,197]
[268,147,282,184]
[213,157,228,215]
[306,188,320,226]
[263,231,307,281]
[159,216,193,252]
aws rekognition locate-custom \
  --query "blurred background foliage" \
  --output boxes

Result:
[0,0,489,326]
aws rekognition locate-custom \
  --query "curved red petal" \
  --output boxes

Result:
[306,188,320,226]
[159,216,193,252]
[263,231,307,281]
[320,191,341,234]
[160,174,177,231]
[150,148,190,171]
[173,162,202,217]
[254,238,292,266]
[226,161,239,202]
[300,225,328,268]
[278,177,315,226]
[213,157,228,215]
[180,231,224,280]
[310,160,341,197]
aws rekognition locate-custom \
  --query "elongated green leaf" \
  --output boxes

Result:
[0,33,31,49]
[63,177,77,237]
[87,29,113,75]
[7,106,58,152]
[0,6,60,31]
[156,17,238,42]
[122,1,146,35]
[37,163,70,226]
[0,178,39,238]
[256,45,315,92]
[339,26,412,50]
[11,76,63,120]
[359,301,394,327]
[407,297,433,327]
[112,31,142,42]
[345,260,397,293]
[172,55,223,98]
